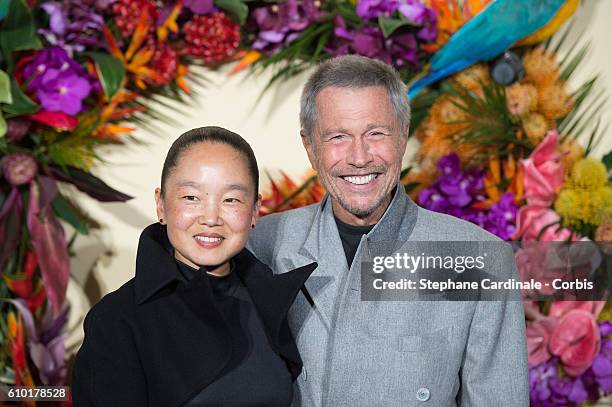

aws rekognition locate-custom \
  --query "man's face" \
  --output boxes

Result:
[303,86,407,225]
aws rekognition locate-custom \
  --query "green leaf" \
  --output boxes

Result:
[404,182,420,194]
[0,0,42,66]
[215,0,248,24]
[83,52,125,100]
[52,194,91,235]
[2,79,38,115]
[378,16,411,38]
[0,113,6,138]
[0,70,11,104]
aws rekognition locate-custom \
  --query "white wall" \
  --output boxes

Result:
[64,0,612,352]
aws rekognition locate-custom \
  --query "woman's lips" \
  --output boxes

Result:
[194,234,224,249]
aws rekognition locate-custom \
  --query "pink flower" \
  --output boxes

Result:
[516,242,568,296]
[513,205,573,241]
[527,317,558,365]
[549,301,605,319]
[549,309,601,376]
[521,130,564,207]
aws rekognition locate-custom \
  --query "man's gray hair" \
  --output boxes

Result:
[300,55,411,141]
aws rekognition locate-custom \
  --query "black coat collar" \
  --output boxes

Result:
[133,223,317,381]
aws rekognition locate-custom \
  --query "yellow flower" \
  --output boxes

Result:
[523,47,560,85]
[570,158,608,189]
[554,188,581,225]
[521,112,550,145]
[506,83,538,116]
[451,63,490,91]
[595,218,612,255]
[538,82,573,120]
[582,187,612,225]
[431,95,468,126]
[555,186,612,228]
[559,137,584,176]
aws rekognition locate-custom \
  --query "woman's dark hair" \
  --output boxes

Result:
[160,126,259,201]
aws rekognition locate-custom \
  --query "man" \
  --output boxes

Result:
[248,55,528,406]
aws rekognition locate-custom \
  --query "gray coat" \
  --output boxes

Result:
[248,185,529,406]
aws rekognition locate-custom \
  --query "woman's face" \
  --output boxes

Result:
[155,142,260,276]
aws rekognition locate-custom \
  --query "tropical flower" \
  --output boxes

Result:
[538,81,574,120]
[520,130,564,207]
[38,0,106,55]
[506,83,538,116]
[247,0,325,55]
[9,299,69,386]
[595,219,612,255]
[1,153,38,186]
[523,47,560,86]
[554,158,612,231]
[550,309,601,376]
[514,205,574,241]
[23,46,97,115]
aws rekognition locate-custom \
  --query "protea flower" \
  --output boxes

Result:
[1,152,38,186]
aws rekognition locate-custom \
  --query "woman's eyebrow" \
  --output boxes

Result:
[176,181,201,188]
[226,184,249,193]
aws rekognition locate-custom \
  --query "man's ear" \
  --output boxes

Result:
[301,129,316,170]
[154,187,165,224]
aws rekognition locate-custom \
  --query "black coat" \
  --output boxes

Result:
[71,223,317,406]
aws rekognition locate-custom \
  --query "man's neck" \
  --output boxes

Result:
[330,193,393,226]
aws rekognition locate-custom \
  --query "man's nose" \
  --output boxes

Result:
[346,137,373,167]
[198,200,223,226]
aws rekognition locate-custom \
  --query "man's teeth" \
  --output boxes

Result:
[195,236,223,242]
[343,174,377,185]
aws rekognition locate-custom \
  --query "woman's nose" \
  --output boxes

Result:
[198,202,223,226]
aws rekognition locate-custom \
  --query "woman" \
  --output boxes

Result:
[71,126,317,406]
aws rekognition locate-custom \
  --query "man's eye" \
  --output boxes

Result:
[183,195,198,201]
[329,134,346,141]
[224,198,241,203]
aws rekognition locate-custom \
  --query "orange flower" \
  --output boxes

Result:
[103,13,164,90]
[8,311,35,394]
[422,0,491,52]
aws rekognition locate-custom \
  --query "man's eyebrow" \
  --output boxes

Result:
[321,127,350,136]
[364,123,393,132]
[321,124,392,136]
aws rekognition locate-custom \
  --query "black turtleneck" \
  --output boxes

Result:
[334,217,375,268]
[175,260,292,407]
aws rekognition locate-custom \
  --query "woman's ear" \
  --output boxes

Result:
[251,193,262,227]
[154,187,165,224]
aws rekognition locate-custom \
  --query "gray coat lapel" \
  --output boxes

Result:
[282,195,349,327]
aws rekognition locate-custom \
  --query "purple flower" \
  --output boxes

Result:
[485,192,518,240]
[418,187,448,212]
[397,1,426,23]
[23,46,97,115]
[356,0,399,19]
[184,0,214,14]
[416,7,437,42]
[38,1,107,55]
[592,338,612,392]
[9,299,69,386]
[36,69,92,115]
[327,17,420,68]
[248,0,325,55]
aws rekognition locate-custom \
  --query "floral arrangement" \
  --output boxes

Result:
[1,0,611,405]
